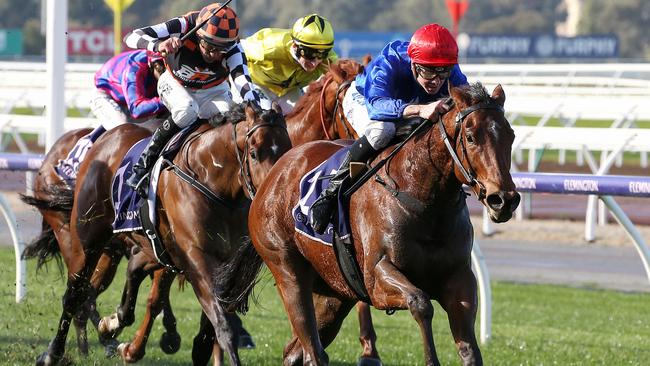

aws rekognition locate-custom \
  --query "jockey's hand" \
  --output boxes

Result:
[157,38,182,56]
[419,100,450,121]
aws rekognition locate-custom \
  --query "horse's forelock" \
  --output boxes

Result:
[464,82,491,104]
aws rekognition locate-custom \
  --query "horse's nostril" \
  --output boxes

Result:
[486,192,505,210]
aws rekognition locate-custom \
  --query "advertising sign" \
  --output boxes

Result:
[0,29,23,56]
[457,33,619,59]
[333,31,411,59]
[67,28,116,55]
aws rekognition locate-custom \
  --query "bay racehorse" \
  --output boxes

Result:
[33,102,291,366]
[230,83,520,365]
[21,124,185,361]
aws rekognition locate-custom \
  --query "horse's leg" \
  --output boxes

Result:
[439,268,482,366]
[98,250,155,339]
[266,255,329,366]
[159,279,182,355]
[185,260,240,366]
[284,286,356,365]
[87,247,123,356]
[36,247,103,366]
[370,258,439,366]
[118,267,177,362]
[192,311,217,366]
[356,301,381,365]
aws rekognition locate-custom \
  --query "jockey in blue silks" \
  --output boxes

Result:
[309,23,469,234]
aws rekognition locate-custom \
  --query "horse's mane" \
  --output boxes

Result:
[286,59,365,120]
[208,101,284,127]
[458,81,491,104]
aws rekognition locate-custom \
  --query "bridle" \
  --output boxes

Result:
[319,76,355,140]
[232,114,286,199]
[438,100,504,201]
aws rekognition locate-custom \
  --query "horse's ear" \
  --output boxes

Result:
[362,54,372,66]
[271,100,283,115]
[491,84,506,106]
[330,62,345,83]
[244,102,257,122]
[449,84,472,108]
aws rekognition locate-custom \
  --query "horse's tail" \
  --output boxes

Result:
[21,219,63,274]
[19,184,74,213]
[214,237,264,314]
[19,184,73,274]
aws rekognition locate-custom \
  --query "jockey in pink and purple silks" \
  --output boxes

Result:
[58,49,167,180]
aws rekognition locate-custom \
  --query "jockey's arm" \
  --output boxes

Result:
[123,15,189,52]
[226,43,261,104]
[122,58,166,119]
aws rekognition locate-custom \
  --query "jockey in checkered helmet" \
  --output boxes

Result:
[123,2,261,198]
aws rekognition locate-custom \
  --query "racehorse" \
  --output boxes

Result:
[21,125,184,361]
[231,82,520,365]
[33,102,291,366]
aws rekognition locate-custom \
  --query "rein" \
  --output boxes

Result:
[319,77,354,140]
[438,101,504,201]
[232,119,285,199]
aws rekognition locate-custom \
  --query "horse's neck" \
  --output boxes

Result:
[286,97,326,146]
[189,124,244,200]
[386,123,462,207]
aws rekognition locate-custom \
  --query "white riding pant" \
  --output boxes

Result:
[158,70,232,128]
[90,89,133,130]
[231,81,304,115]
[343,81,396,150]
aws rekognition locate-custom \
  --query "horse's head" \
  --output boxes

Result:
[236,101,292,198]
[443,82,520,222]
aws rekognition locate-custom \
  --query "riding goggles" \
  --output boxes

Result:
[415,64,453,80]
[296,45,331,60]
[199,38,235,55]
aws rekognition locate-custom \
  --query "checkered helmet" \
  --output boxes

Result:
[196,3,239,46]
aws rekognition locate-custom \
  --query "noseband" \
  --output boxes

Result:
[438,101,504,201]
[232,116,286,199]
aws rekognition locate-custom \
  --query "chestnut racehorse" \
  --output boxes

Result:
[32,102,291,366]
[231,83,520,365]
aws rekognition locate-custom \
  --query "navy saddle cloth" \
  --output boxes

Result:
[293,146,353,245]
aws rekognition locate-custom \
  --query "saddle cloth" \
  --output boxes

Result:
[293,146,353,245]
[110,124,200,232]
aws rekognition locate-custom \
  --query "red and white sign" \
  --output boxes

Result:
[67,28,125,55]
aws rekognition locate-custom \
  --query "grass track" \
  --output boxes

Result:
[1,247,649,365]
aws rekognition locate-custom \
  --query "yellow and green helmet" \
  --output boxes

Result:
[291,14,334,50]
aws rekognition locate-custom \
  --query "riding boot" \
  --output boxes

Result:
[309,136,377,234]
[126,118,180,197]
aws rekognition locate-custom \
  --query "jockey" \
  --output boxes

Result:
[123,2,260,197]
[235,13,338,113]
[309,23,469,233]
[57,49,167,179]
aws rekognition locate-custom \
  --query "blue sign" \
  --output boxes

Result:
[333,31,411,58]
[457,33,618,59]
[512,173,650,197]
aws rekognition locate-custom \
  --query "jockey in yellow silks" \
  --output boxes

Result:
[235,14,338,114]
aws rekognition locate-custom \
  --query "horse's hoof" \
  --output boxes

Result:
[238,334,256,349]
[35,351,61,366]
[160,331,181,354]
[118,343,135,363]
[98,313,121,338]
[358,357,383,366]
[104,338,120,358]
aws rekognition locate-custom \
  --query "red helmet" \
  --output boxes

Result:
[407,24,458,67]
[196,3,239,45]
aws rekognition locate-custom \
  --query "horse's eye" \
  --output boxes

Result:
[466,133,475,144]
[250,149,258,160]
